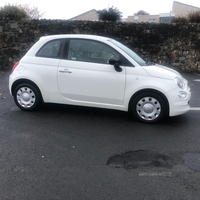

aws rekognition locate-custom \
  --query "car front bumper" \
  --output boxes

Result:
[167,86,191,117]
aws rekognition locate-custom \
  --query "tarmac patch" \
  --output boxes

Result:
[107,150,174,170]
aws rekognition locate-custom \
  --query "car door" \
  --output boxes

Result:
[57,39,126,105]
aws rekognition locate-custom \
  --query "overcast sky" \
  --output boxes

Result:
[0,0,200,19]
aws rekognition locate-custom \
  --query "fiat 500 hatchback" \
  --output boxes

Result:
[9,34,191,123]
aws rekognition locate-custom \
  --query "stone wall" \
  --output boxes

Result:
[1,18,200,72]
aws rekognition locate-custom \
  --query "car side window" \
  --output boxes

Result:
[89,41,120,64]
[67,39,120,64]
[67,39,89,61]
[36,40,62,58]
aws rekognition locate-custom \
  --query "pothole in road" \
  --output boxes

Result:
[107,150,174,170]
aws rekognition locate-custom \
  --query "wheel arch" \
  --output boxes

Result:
[128,89,169,116]
[11,79,43,101]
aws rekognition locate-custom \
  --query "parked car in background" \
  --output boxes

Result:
[9,34,191,123]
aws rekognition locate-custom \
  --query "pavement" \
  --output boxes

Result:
[1,69,200,200]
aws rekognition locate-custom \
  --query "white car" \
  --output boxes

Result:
[9,34,191,123]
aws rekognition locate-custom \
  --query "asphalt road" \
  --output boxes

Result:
[0,70,200,200]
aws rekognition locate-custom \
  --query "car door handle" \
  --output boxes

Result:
[59,69,72,73]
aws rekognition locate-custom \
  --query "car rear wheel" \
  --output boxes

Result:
[13,83,42,111]
[131,92,167,123]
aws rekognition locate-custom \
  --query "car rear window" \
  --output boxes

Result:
[36,39,62,58]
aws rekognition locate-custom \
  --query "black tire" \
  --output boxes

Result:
[13,83,42,111]
[131,92,167,123]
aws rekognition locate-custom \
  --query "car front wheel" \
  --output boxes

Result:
[13,83,42,111]
[131,92,167,123]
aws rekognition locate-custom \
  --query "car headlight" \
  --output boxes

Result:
[175,77,185,89]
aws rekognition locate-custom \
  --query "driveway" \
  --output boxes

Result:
[1,70,200,200]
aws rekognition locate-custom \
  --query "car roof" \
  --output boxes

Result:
[39,34,111,42]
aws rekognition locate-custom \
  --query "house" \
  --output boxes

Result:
[68,1,200,23]
[172,1,200,17]
[126,13,176,23]
[127,1,199,23]
[126,12,176,24]
[126,15,160,23]
[69,9,98,21]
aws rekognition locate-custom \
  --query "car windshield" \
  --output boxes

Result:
[108,39,147,66]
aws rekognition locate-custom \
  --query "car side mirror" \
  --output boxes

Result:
[109,57,122,72]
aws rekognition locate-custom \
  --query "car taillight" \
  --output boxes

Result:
[12,62,19,72]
